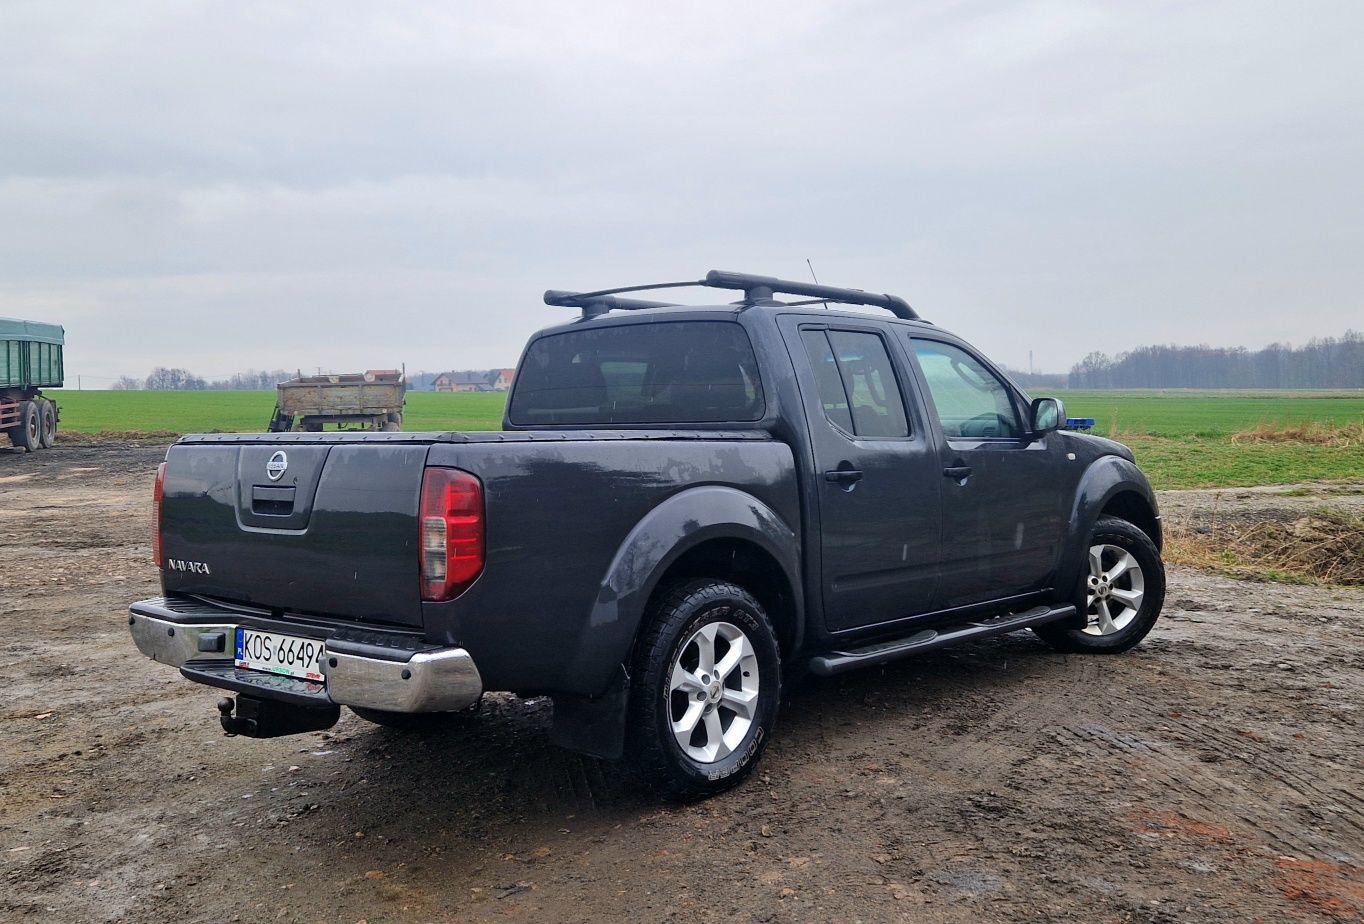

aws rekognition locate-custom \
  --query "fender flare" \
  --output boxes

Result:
[565,485,802,696]
[1056,455,1161,596]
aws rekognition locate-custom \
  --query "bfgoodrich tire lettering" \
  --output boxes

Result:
[627,579,781,801]
[1034,515,1166,653]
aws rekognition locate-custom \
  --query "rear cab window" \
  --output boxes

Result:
[508,320,765,426]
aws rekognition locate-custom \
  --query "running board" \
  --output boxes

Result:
[808,604,1075,677]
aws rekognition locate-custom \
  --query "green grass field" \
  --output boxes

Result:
[46,388,1364,490]
[1054,390,1364,488]
[1056,389,1364,437]
[47,390,509,434]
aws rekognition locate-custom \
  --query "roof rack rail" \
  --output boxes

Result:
[543,270,919,320]
[703,270,918,320]
[543,289,680,319]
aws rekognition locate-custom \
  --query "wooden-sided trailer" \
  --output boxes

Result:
[2,317,64,452]
[268,370,406,432]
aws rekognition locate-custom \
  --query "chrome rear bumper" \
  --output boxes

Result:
[129,597,483,714]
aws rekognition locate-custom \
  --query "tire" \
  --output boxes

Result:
[38,401,56,448]
[349,700,482,731]
[1034,515,1166,653]
[11,401,40,452]
[626,579,781,801]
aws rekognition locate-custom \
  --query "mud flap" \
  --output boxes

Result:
[1063,574,1090,629]
[549,666,629,760]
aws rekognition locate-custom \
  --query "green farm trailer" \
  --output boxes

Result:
[2,317,64,452]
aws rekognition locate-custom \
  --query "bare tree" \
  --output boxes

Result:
[145,367,207,390]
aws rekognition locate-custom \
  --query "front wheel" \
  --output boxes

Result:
[1034,515,1165,653]
[627,580,781,801]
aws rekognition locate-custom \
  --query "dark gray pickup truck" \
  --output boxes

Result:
[130,270,1164,799]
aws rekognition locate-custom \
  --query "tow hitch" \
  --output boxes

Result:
[217,695,340,738]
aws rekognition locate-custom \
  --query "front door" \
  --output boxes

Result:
[905,337,1071,610]
[782,319,943,632]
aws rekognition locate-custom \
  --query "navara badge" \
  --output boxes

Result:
[266,450,288,481]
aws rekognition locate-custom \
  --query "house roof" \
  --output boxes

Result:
[438,371,491,385]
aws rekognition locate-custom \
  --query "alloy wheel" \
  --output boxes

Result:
[668,620,760,763]
[1083,543,1146,636]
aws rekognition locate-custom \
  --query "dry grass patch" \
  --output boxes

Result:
[1167,509,1364,585]
[1232,420,1364,447]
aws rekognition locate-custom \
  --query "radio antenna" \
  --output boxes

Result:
[806,259,829,309]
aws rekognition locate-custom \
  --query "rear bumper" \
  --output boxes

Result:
[129,596,483,713]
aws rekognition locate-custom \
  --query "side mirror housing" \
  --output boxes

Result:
[1030,397,1064,436]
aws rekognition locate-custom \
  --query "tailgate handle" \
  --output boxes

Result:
[251,485,296,516]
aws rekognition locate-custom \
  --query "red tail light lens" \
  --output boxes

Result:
[152,462,167,567]
[419,467,484,601]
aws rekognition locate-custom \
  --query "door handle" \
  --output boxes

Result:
[824,468,863,486]
[943,465,973,482]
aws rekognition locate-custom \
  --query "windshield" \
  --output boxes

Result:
[508,320,765,426]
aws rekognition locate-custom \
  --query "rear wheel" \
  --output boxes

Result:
[11,401,40,452]
[1034,515,1165,653]
[626,579,781,801]
[38,401,56,448]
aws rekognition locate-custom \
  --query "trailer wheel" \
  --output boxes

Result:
[11,401,40,452]
[39,401,56,448]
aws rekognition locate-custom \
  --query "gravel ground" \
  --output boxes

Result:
[2,442,1362,923]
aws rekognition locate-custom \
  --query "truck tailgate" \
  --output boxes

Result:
[159,440,428,627]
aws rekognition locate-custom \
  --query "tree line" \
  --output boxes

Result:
[1068,330,1364,389]
[111,368,296,391]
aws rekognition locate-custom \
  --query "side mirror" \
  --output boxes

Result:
[1030,397,1064,436]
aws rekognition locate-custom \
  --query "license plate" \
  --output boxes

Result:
[234,628,326,683]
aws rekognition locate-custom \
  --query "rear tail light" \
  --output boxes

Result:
[419,467,484,601]
[152,462,167,567]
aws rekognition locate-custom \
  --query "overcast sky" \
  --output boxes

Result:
[2,1,1361,384]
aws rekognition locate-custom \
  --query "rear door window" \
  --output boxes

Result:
[800,328,909,438]
[508,321,764,425]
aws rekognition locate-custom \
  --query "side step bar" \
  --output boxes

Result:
[808,604,1076,677]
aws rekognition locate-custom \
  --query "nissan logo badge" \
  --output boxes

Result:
[266,450,288,481]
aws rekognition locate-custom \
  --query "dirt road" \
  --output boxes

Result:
[3,443,1362,923]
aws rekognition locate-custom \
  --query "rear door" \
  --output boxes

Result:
[781,318,942,632]
[903,337,1071,610]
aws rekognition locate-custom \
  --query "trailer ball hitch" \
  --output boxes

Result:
[216,694,340,738]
